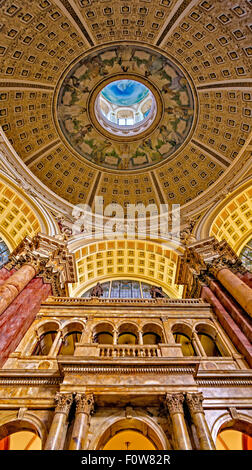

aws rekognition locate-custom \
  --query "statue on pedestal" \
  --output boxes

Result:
[90,282,104,297]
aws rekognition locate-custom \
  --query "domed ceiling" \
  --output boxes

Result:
[0,0,251,211]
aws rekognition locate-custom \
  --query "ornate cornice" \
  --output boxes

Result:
[60,365,197,375]
[0,377,62,386]
[196,378,252,387]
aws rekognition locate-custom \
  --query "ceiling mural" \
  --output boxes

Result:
[55,45,195,171]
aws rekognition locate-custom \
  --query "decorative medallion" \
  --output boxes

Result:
[55,44,196,171]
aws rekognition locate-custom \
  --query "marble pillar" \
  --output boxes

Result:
[210,280,252,343]
[201,285,252,368]
[0,264,37,315]
[44,393,73,450]
[186,392,215,450]
[0,267,16,285]
[69,393,94,450]
[216,268,252,317]
[165,393,192,450]
[0,277,51,367]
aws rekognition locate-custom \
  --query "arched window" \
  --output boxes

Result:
[216,429,252,450]
[0,237,10,268]
[118,323,138,345]
[94,332,113,344]
[118,333,137,345]
[58,331,82,355]
[173,332,196,356]
[143,333,161,345]
[0,431,41,450]
[32,331,57,356]
[198,332,222,357]
[81,280,168,299]
[239,239,252,273]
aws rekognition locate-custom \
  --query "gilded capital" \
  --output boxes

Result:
[75,393,95,415]
[165,393,185,415]
[54,392,73,415]
[186,392,204,414]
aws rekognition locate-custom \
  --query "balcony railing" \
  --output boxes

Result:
[98,345,161,358]
[45,296,207,306]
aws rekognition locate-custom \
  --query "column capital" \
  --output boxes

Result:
[54,392,73,415]
[165,393,185,415]
[186,392,204,414]
[75,393,94,415]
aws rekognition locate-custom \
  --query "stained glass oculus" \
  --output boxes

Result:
[96,79,155,130]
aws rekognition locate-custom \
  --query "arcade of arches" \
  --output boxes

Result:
[0,0,252,453]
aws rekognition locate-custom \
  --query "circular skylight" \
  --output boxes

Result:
[95,79,156,136]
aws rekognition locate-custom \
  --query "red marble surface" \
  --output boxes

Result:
[237,272,252,289]
[0,437,9,450]
[210,280,252,343]
[201,285,252,368]
[0,277,51,367]
[0,267,16,286]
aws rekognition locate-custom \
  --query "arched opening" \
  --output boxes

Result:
[0,431,41,450]
[143,333,161,345]
[173,333,195,356]
[142,323,164,345]
[118,333,137,345]
[95,418,166,450]
[198,333,222,357]
[93,322,114,344]
[58,331,82,355]
[95,332,113,344]
[216,430,252,450]
[0,420,42,450]
[215,418,252,450]
[103,430,156,450]
[118,323,138,345]
[32,331,57,356]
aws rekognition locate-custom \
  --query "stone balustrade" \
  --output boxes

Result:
[99,344,161,358]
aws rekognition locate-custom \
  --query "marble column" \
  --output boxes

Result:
[0,264,37,315]
[216,267,252,317]
[113,329,118,345]
[165,393,192,450]
[210,280,252,343]
[44,393,73,450]
[0,277,51,367]
[69,393,94,450]
[186,392,215,450]
[138,330,143,345]
[201,285,252,368]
